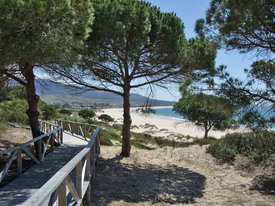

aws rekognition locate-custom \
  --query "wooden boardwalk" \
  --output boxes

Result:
[0,132,89,206]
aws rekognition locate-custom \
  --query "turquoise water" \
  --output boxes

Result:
[153,107,185,119]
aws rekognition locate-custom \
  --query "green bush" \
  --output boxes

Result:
[100,134,113,146]
[207,131,275,164]
[193,138,217,146]
[112,124,123,131]
[100,129,121,146]
[0,100,28,125]
[0,123,7,133]
[78,109,95,120]
[59,109,72,116]
[98,114,114,122]
[207,140,237,163]
[132,141,154,150]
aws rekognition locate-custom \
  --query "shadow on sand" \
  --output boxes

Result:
[91,156,206,205]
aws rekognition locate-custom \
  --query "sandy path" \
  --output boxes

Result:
[91,146,274,206]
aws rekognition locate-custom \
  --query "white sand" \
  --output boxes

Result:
[97,107,247,140]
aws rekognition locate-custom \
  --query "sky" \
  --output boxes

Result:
[143,0,258,101]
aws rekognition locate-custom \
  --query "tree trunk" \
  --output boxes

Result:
[121,87,132,157]
[204,129,209,139]
[20,63,41,155]
[203,122,211,138]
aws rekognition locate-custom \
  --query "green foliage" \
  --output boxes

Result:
[131,141,154,150]
[196,0,274,131]
[0,0,93,66]
[174,82,236,138]
[0,100,28,125]
[59,114,87,124]
[207,140,237,163]
[78,110,96,120]
[112,124,123,131]
[100,129,121,146]
[0,123,7,133]
[207,132,275,164]
[100,134,113,146]
[59,109,72,116]
[40,104,58,120]
[0,86,26,102]
[98,114,114,122]
[196,0,274,54]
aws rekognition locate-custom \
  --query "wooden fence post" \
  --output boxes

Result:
[76,160,83,198]
[17,149,22,177]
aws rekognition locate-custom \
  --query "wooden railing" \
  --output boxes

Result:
[23,120,101,206]
[0,121,63,184]
[55,119,96,141]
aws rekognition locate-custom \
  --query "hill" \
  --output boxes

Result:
[35,78,175,107]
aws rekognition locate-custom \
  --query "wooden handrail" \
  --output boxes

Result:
[23,121,101,206]
[56,119,97,141]
[0,121,63,184]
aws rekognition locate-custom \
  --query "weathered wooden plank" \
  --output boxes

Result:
[0,126,62,155]
[22,147,40,164]
[84,183,91,204]
[85,151,91,181]
[41,134,53,161]
[65,175,80,202]
[0,150,18,183]
[1,123,100,206]
[58,180,67,206]
[37,139,42,161]
[17,149,22,177]
[76,161,83,198]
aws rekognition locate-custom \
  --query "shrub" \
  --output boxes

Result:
[0,100,28,125]
[100,134,113,146]
[59,109,72,116]
[0,123,7,134]
[100,129,121,146]
[132,141,154,150]
[98,114,114,122]
[78,110,95,120]
[40,104,58,120]
[112,124,123,131]
[207,131,275,164]
[207,140,237,163]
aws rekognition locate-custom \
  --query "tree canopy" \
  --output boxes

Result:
[196,0,275,130]
[0,0,93,143]
[52,0,216,156]
[196,0,275,55]
[173,79,236,138]
[78,110,96,120]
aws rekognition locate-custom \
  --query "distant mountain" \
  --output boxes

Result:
[35,78,175,107]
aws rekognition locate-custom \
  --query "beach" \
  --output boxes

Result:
[97,107,247,141]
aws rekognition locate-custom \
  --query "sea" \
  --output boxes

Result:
[152,107,274,128]
[152,107,184,119]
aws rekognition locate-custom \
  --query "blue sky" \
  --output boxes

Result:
[143,0,258,101]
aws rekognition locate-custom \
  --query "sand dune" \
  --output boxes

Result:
[98,107,247,140]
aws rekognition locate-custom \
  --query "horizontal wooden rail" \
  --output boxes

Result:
[55,119,97,141]
[0,121,63,184]
[23,121,101,206]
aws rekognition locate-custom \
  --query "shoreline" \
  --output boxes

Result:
[97,108,248,140]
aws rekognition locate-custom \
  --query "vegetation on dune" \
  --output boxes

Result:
[207,131,275,164]
[174,78,237,138]
[78,109,96,120]
[98,114,114,123]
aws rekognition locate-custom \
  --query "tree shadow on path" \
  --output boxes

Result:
[91,156,206,205]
